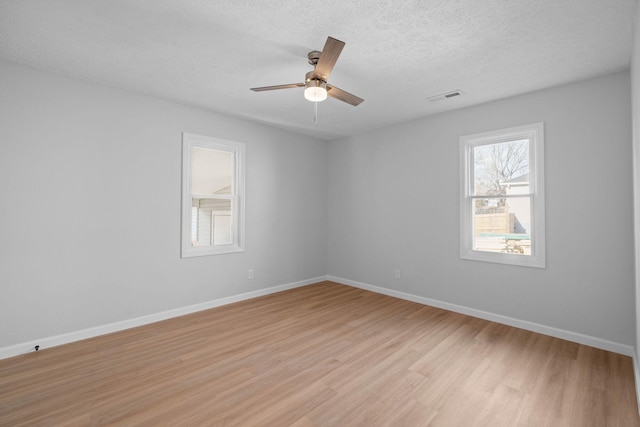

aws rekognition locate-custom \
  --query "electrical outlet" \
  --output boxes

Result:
[394,269,401,279]
[248,269,254,279]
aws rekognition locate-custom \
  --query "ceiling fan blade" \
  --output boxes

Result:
[250,83,305,92]
[313,37,345,81]
[326,84,364,106]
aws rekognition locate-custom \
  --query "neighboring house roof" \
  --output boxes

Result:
[501,173,529,185]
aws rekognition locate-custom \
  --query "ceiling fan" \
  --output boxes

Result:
[250,36,364,106]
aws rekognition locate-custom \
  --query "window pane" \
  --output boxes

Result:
[213,214,232,245]
[473,197,531,255]
[473,139,529,196]
[191,198,232,247]
[190,147,234,248]
[192,147,233,196]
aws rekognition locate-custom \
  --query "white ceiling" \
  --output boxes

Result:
[0,0,635,140]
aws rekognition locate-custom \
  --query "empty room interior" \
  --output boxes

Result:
[3,1,640,425]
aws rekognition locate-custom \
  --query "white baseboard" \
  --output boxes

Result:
[2,275,634,362]
[328,275,635,357]
[0,276,327,361]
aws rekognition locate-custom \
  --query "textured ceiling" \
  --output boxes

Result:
[0,0,636,140]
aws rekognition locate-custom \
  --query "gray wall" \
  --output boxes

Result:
[0,59,328,348]
[1,58,635,352]
[632,2,640,358]
[328,71,635,346]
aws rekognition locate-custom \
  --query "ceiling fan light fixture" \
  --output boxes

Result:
[304,79,327,102]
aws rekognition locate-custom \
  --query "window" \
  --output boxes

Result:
[181,133,245,257]
[460,123,545,268]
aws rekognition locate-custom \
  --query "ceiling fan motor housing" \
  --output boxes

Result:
[307,50,322,66]
[305,71,326,85]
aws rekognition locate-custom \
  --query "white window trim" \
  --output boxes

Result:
[181,133,245,258]
[459,122,545,268]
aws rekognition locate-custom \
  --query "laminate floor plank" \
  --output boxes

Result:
[1,281,638,426]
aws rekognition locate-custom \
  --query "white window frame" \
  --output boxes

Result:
[181,133,245,258]
[459,122,545,268]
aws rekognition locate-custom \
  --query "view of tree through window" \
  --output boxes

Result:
[472,139,531,255]
[473,140,529,196]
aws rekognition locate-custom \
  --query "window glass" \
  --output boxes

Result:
[191,148,233,247]
[473,197,531,254]
[473,139,529,196]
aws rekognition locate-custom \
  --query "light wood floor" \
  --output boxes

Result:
[1,281,638,426]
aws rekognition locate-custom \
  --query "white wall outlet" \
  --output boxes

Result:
[394,269,401,279]
[248,269,254,279]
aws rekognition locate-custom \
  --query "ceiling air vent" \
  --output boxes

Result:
[427,90,464,102]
